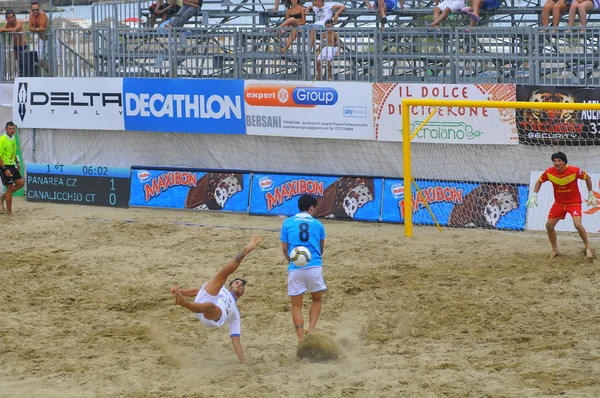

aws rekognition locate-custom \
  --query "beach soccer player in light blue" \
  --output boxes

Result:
[280,194,327,342]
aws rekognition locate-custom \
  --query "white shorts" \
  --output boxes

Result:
[318,46,338,62]
[436,0,465,13]
[194,286,226,328]
[288,267,327,296]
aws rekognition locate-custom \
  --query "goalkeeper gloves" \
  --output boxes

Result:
[587,192,598,208]
[526,194,538,208]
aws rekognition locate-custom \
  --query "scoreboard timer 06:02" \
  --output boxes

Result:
[26,163,131,208]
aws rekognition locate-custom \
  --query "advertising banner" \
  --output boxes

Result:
[516,86,600,146]
[382,178,527,230]
[13,78,125,130]
[123,78,246,134]
[373,83,517,144]
[250,173,382,221]
[244,80,374,139]
[526,171,600,233]
[130,167,250,212]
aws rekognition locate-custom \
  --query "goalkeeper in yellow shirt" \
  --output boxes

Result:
[0,122,24,216]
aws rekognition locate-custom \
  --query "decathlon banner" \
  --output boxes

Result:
[526,171,600,233]
[249,173,382,221]
[244,80,374,139]
[382,178,527,230]
[130,166,250,212]
[123,78,245,134]
[373,83,517,144]
[13,78,125,130]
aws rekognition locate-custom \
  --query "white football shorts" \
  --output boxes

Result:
[288,267,327,296]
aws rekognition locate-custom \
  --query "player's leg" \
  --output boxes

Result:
[307,291,323,333]
[4,173,24,216]
[545,217,561,258]
[291,294,305,341]
[305,267,327,334]
[174,290,222,320]
[571,215,592,258]
[204,235,261,296]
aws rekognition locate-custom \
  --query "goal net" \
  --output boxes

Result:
[399,90,600,237]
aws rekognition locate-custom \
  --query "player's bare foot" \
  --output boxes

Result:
[550,249,559,258]
[585,247,593,259]
[174,290,187,306]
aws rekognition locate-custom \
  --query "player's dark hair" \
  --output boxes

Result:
[31,2,40,6]
[298,194,318,212]
[5,121,15,128]
[551,152,568,164]
[229,277,247,287]
[5,10,15,18]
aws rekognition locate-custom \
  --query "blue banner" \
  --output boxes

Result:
[123,78,246,134]
[381,179,528,230]
[250,173,382,221]
[130,167,250,212]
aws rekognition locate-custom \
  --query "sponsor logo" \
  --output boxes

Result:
[259,176,273,190]
[144,171,198,202]
[343,106,367,118]
[265,179,324,211]
[244,85,338,108]
[390,183,404,199]
[137,170,151,183]
[125,93,242,120]
[398,185,464,218]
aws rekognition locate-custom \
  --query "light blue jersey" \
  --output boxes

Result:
[280,213,326,271]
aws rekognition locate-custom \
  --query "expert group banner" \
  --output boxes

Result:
[130,167,250,212]
[244,80,374,140]
[250,173,382,221]
[373,83,518,144]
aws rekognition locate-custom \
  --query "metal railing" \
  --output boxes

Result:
[2,26,599,86]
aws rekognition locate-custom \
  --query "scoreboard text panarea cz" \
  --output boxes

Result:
[26,164,131,208]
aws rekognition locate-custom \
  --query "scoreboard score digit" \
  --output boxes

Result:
[26,164,131,208]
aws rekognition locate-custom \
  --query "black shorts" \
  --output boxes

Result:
[150,3,181,17]
[1,165,22,186]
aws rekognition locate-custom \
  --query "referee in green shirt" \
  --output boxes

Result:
[0,122,24,216]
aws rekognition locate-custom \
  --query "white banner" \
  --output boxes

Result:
[244,80,374,140]
[13,78,124,130]
[526,171,600,233]
[373,83,518,144]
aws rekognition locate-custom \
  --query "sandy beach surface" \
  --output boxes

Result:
[1,197,599,397]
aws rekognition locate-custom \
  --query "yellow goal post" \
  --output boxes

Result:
[401,99,600,237]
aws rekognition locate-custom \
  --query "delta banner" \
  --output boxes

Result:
[381,178,528,230]
[244,80,374,140]
[13,78,246,135]
[129,167,250,212]
[372,83,518,144]
[249,173,383,221]
[526,171,600,233]
[516,86,600,146]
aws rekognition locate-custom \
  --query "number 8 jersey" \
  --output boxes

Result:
[281,212,326,271]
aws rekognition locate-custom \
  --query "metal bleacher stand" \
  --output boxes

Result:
[3,0,600,86]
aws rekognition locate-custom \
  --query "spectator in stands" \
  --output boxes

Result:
[278,0,345,53]
[365,0,404,28]
[278,0,306,55]
[28,2,51,73]
[0,11,30,76]
[148,0,182,27]
[567,0,599,29]
[315,19,340,80]
[541,0,570,27]
[429,0,465,27]
[166,0,202,28]
[461,0,500,26]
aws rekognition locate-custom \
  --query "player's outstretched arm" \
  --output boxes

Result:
[231,336,246,363]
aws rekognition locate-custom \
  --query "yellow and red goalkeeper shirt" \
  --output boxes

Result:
[539,165,587,206]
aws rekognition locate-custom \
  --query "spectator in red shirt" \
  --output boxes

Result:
[527,152,597,259]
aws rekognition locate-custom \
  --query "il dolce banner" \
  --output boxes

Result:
[373,83,518,144]
[517,86,600,146]
[526,171,600,232]
[129,167,250,212]
[13,78,246,134]
[13,78,125,130]
[250,173,382,221]
[244,80,374,139]
[382,178,527,230]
